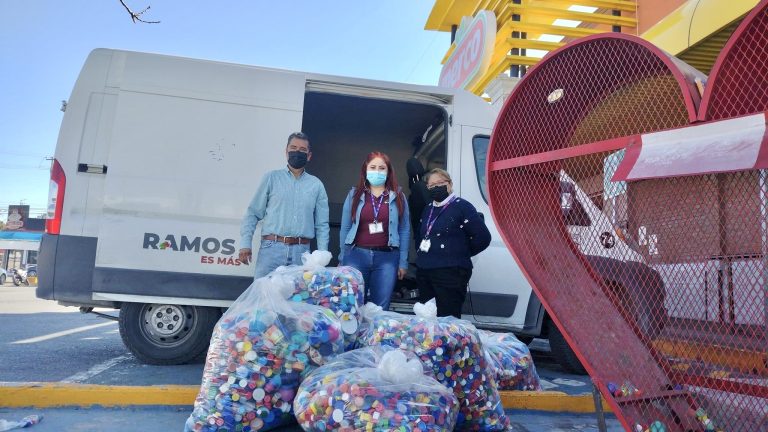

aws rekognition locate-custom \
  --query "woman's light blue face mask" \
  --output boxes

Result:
[366,171,387,186]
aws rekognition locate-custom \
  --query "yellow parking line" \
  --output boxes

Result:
[0,383,198,408]
[500,390,613,413]
[652,338,768,376]
[0,383,613,413]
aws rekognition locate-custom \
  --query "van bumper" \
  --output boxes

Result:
[36,234,116,308]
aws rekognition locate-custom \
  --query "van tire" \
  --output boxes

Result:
[607,281,666,340]
[515,335,534,345]
[119,302,219,365]
[548,320,587,375]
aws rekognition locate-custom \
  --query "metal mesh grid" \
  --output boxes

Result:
[701,0,768,121]
[488,34,767,431]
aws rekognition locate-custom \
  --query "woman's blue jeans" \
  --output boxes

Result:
[342,245,399,310]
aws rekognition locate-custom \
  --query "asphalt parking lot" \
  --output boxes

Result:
[0,282,622,431]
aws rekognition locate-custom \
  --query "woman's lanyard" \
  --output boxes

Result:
[369,191,385,223]
[419,198,454,252]
[367,191,386,234]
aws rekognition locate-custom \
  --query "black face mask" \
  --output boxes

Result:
[429,185,450,202]
[287,151,308,169]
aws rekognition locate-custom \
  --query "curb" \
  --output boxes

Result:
[0,383,196,408]
[0,383,612,413]
[500,391,612,413]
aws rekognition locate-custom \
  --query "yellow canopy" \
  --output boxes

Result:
[641,0,759,73]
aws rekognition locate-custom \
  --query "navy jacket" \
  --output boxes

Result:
[415,196,491,270]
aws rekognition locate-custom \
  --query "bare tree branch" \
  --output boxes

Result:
[119,0,160,24]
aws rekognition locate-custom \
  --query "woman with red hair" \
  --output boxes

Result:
[339,152,410,310]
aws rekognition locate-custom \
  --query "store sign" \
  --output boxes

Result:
[438,10,496,90]
[6,205,29,230]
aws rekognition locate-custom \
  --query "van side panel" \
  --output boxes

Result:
[92,51,307,301]
[94,90,303,277]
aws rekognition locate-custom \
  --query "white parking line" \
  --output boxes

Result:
[11,321,116,344]
[539,379,559,390]
[552,377,588,387]
[60,354,133,383]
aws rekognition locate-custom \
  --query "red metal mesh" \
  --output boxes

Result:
[488,34,767,431]
[701,0,768,121]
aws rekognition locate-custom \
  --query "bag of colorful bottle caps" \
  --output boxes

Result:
[294,345,459,431]
[358,300,510,431]
[185,273,345,432]
[273,251,364,350]
[478,329,541,391]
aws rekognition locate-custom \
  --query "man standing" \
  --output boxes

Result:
[239,132,330,278]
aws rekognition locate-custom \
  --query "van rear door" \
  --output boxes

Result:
[92,52,307,304]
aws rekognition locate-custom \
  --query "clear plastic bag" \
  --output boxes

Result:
[185,275,345,432]
[273,251,364,350]
[358,300,510,431]
[294,345,459,431]
[478,329,541,391]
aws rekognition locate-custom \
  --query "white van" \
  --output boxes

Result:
[38,49,661,370]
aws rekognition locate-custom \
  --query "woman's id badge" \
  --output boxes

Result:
[368,222,384,234]
[419,238,431,252]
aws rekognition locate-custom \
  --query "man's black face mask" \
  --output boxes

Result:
[287,151,308,169]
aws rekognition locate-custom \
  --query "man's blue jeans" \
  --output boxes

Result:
[341,245,399,310]
[253,239,310,279]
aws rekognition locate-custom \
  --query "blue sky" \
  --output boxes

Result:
[0,0,449,219]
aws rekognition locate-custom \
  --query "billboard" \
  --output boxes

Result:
[6,205,30,230]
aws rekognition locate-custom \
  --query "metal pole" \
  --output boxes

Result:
[592,381,608,432]
[760,169,768,329]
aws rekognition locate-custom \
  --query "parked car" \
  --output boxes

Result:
[0,268,7,285]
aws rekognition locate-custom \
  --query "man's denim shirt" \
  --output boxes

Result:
[240,167,329,250]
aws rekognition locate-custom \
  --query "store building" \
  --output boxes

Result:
[425,0,763,232]
[426,0,760,104]
[0,205,44,271]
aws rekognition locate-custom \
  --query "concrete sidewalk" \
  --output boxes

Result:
[0,407,624,431]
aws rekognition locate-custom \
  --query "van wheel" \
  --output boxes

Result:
[608,281,665,339]
[119,303,219,365]
[548,320,587,375]
[515,335,534,345]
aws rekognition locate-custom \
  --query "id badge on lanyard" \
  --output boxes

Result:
[368,222,384,234]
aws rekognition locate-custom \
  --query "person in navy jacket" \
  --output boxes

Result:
[339,152,410,310]
[416,168,491,318]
